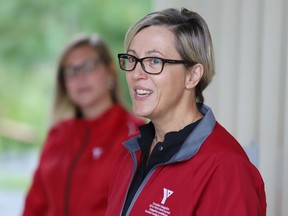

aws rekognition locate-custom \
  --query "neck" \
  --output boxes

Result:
[82,98,114,120]
[152,102,202,143]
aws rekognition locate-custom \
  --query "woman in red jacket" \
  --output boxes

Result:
[22,33,144,216]
[106,8,267,216]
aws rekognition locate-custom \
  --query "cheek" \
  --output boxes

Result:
[158,74,184,100]
[126,74,134,91]
[125,73,131,84]
[64,80,76,94]
[90,71,110,89]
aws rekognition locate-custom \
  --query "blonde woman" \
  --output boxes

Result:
[106,8,266,216]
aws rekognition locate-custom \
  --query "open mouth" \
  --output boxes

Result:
[135,89,153,97]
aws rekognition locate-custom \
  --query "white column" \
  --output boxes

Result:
[211,0,240,135]
[258,0,284,215]
[282,55,288,216]
[281,1,288,215]
[235,0,261,149]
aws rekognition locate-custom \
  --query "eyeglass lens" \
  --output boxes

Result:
[119,55,163,74]
[64,59,101,77]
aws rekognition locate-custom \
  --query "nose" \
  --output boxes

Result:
[71,69,90,82]
[74,70,86,78]
[131,61,147,79]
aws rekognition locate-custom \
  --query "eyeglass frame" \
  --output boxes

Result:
[117,53,195,75]
[62,58,103,78]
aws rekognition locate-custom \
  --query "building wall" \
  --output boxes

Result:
[154,1,288,215]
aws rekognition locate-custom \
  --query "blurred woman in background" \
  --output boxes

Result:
[22,33,144,216]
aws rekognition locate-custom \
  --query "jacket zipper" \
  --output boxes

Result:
[64,126,90,216]
[125,158,181,216]
[124,164,161,216]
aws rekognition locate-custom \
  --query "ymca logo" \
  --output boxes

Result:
[145,188,173,215]
[161,188,174,205]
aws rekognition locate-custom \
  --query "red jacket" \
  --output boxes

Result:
[106,105,266,216]
[23,104,144,216]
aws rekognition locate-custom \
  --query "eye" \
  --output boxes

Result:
[64,67,76,77]
[127,56,136,63]
[150,58,162,64]
[82,60,98,71]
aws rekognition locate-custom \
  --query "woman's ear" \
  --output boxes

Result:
[185,64,204,89]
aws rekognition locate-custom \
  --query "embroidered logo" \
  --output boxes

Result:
[92,147,103,159]
[161,188,174,205]
[145,188,174,215]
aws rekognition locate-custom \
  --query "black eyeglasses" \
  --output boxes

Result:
[118,53,194,75]
[63,59,102,78]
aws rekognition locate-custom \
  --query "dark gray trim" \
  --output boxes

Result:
[123,134,141,152]
[171,104,216,162]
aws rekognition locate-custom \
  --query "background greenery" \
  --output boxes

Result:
[0,0,152,146]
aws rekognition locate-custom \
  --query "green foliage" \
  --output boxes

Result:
[0,0,152,146]
[0,0,152,67]
[0,175,30,190]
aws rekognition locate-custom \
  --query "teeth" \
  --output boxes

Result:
[136,89,151,95]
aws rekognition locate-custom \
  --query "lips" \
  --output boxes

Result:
[132,86,153,99]
[136,89,152,96]
[77,86,92,94]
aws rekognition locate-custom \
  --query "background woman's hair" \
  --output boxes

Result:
[125,8,215,104]
[52,33,120,124]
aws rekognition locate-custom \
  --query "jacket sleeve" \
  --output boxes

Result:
[22,166,48,216]
[196,155,266,216]
[22,124,61,216]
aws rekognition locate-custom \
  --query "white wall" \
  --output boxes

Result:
[154,1,288,216]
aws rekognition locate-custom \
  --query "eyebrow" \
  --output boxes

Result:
[127,49,136,55]
[64,58,98,68]
[127,49,165,57]
[147,50,165,56]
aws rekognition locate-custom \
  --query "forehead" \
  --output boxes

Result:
[128,26,178,57]
[63,45,98,65]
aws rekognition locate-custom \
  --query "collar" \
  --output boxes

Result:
[138,119,201,174]
[124,104,216,163]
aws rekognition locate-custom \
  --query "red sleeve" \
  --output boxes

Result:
[22,123,62,216]
[196,155,266,216]
[22,167,48,216]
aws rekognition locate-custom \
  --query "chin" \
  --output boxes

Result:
[132,108,145,118]
[76,100,94,108]
[132,104,152,119]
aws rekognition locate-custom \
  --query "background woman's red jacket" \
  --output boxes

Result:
[22,104,144,216]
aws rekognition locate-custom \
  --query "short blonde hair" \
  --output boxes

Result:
[125,8,215,104]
